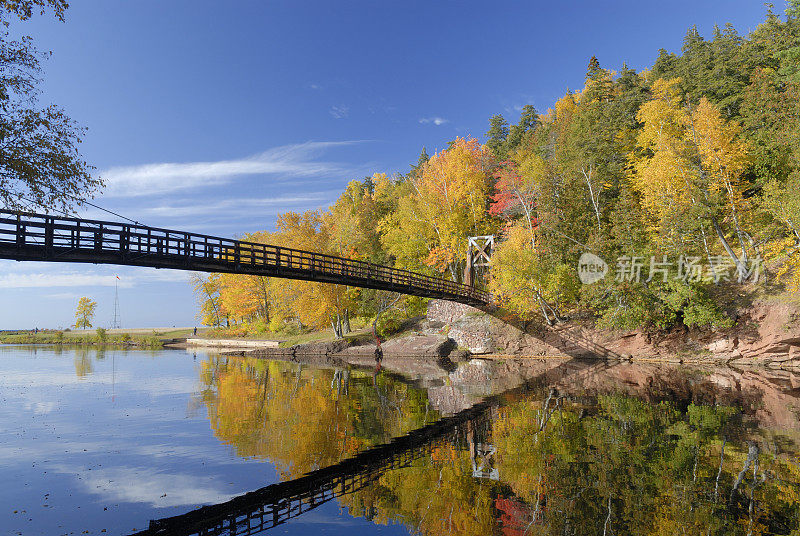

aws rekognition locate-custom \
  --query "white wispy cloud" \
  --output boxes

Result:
[100,141,360,198]
[0,269,189,289]
[329,104,349,119]
[501,94,537,116]
[43,292,81,300]
[419,116,449,126]
[0,273,130,288]
[24,401,57,414]
[140,193,330,219]
[132,375,200,396]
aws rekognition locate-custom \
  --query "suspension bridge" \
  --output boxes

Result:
[0,210,490,306]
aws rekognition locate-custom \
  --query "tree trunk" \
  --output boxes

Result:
[713,437,726,503]
[730,442,759,505]
[602,496,612,536]
[534,287,567,324]
[582,167,602,232]
[448,262,459,283]
[331,315,343,339]
[342,309,351,335]
[700,225,718,283]
[711,216,748,278]
[372,294,402,338]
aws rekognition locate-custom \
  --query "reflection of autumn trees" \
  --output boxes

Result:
[198,357,800,535]
[342,443,497,535]
[73,347,95,377]
[492,392,800,535]
[341,442,498,536]
[341,390,799,536]
[198,356,439,479]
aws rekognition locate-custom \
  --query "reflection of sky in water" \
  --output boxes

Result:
[4,346,800,535]
[0,346,409,535]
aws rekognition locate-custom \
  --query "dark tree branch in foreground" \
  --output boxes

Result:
[0,0,101,213]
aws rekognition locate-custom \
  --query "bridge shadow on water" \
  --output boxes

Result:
[133,357,612,536]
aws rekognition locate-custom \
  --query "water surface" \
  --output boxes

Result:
[2,346,799,535]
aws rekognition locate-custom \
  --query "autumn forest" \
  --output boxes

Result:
[194,4,800,337]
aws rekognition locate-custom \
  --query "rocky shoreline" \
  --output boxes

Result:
[430,299,800,369]
[223,298,800,371]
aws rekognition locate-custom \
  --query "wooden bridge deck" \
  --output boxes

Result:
[0,211,489,306]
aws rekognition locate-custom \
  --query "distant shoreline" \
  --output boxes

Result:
[0,327,200,348]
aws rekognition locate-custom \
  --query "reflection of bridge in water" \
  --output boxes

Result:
[133,400,495,536]
[135,357,612,536]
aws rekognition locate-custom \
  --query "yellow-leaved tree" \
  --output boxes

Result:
[380,136,498,281]
[324,179,383,262]
[214,231,278,326]
[488,223,578,324]
[73,297,97,330]
[274,210,356,337]
[630,78,752,277]
[191,274,224,327]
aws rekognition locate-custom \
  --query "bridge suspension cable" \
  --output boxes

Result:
[7,190,143,226]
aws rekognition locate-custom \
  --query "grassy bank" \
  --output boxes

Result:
[202,316,429,349]
[202,325,374,348]
[0,328,194,348]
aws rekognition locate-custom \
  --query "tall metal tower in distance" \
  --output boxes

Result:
[111,275,121,329]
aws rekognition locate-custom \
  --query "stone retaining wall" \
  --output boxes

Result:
[187,338,280,349]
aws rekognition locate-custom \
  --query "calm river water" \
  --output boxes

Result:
[1,345,799,535]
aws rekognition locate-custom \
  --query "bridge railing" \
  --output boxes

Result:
[0,210,490,304]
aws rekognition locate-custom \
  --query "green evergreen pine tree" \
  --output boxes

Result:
[506,105,539,152]
[777,0,800,81]
[417,146,430,167]
[586,55,602,81]
[486,114,509,158]
[408,146,431,179]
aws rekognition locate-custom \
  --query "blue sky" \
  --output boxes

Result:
[0,0,775,329]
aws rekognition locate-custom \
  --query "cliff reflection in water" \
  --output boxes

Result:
[174,356,800,536]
